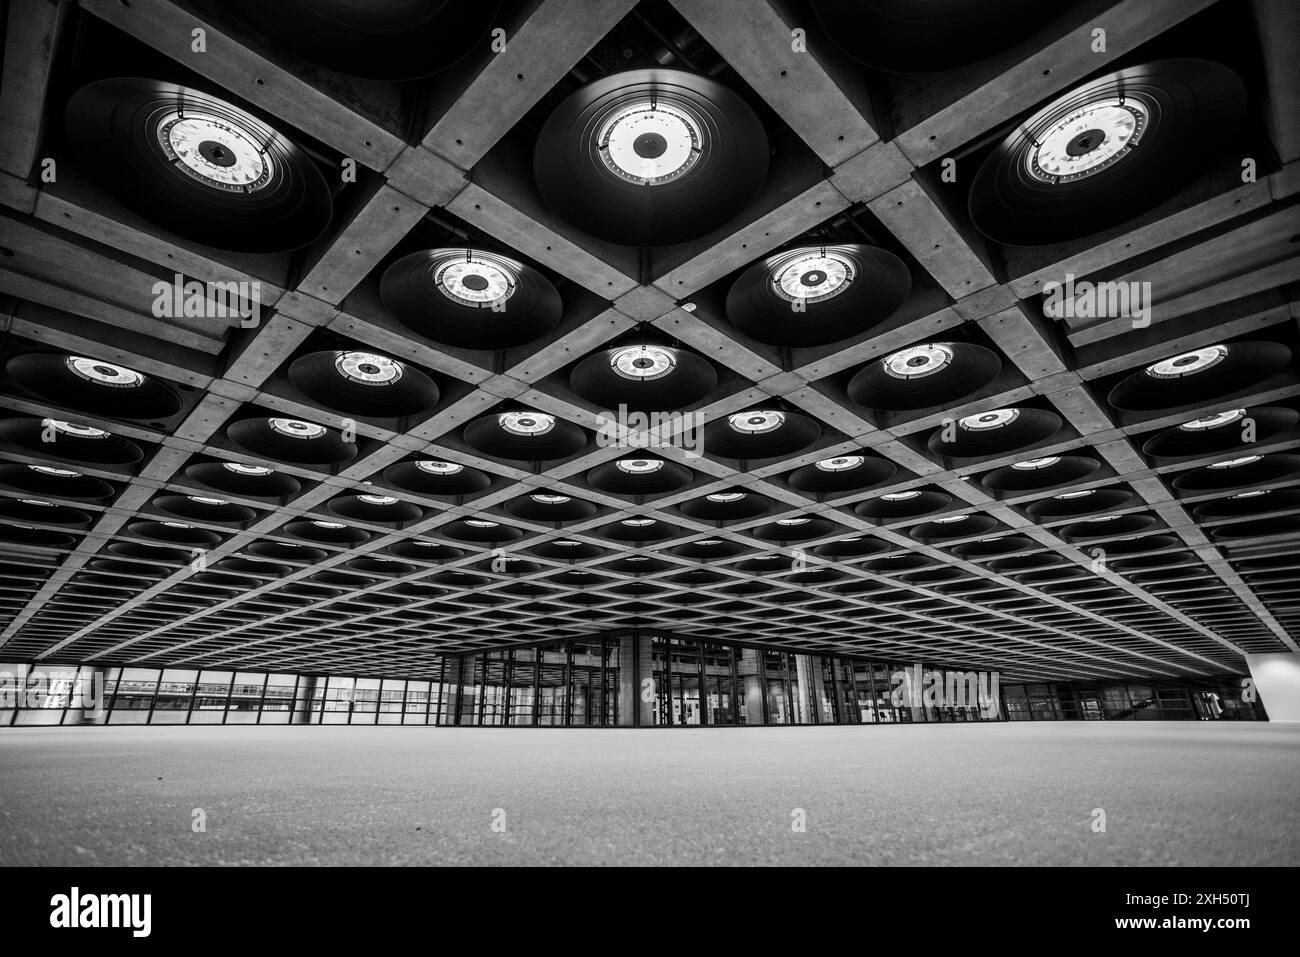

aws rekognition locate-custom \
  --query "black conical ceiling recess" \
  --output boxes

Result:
[586,455,694,496]
[463,409,587,462]
[725,245,911,347]
[230,0,501,80]
[848,342,1001,412]
[383,458,492,497]
[64,79,332,252]
[787,454,896,495]
[811,0,1061,74]
[226,417,357,466]
[1142,406,1297,460]
[569,343,717,414]
[1108,343,1292,413]
[534,69,769,246]
[0,418,143,467]
[288,351,439,420]
[969,60,1246,246]
[184,461,301,499]
[6,354,181,423]
[380,249,562,350]
[703,408,820,460]
[928,407,1063,461]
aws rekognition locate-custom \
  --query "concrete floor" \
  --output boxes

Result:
[0,722,1296,866]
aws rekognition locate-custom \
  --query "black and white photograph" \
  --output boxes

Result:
[0,0,1295,923]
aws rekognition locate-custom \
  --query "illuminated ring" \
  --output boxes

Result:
[269,417,327,439]
[1146,346,1228,379]
[968,60,1247,246]
[534,68,769,246]
[728,411,785,434]
[66,357,145,388]
[334,352,403,385]
[959,409,1018,431]
[726,244,910,348]
[380,248,561,350]
[882,344,953,379]
[498,411,555,436]
[610,345,677,381]
[63,79,333,252]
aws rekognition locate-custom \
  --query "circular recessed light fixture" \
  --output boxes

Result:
[727,244,911,348]
[46,420,110,439]
[357,493,398,505]
[1055,489,1094,499]
[554,540,583,547]
[466,519,499,528]
[935,514,970,524]
[707,492,747,503]
[697,538,723,546]
[1179,409,1246,431]
[1147,346,1229,379]
[882,491,922,501]
[64,79,333,252]
[497,411,556,436]
[187,495,229,505]
[158,110,272,191]
[1232,489,1269,499]
[533,69,769,245]
[610,345,678,381]
[1208,454,1262,469]
[960,408,1019,431]
[597,100,703,185]
[312,520,346,529]
[622,518,655,527]
[531,493,572,504]
[268,418,328,440]
[1012,456,1061,470]
[772,250,854,304]
[815,455,864,472]
[776,517,810,526]
[29,465,81,477]
[1026,99,1147,183]
[224,463,274,475]
[334,351,403,386]
[728,410,785,434]
[882,343,954,380]
[416,460,463,475]
[615,458,664,474]
[435,252,519,309]
[381,249,561,350]
[65,357,145,388]
[967,60,1246,246]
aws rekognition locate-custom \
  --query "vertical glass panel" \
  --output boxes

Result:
[109,667,159,723]
[322,675,355,724]
[226,672,266,724]
[260,673,297,724]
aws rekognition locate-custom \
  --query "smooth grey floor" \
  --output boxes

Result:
[1,722,1296,866]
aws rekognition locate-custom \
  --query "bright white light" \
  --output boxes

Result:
[882,491,921,501]
[1028,98,1147,183]
[416,460,463,475]
[610,345,677,381]
[623,518,655,527]
[498,411,555,436]
[959,408,1019,431]
[45,420,109,439]
[434,252,519,309]
[312,520,345,529]
[616,458,663,474]
[466,519,499,528]
[1208,455,1261,469]
[935,514,969,524]
[66,356,144,388]
[776,517,809,526]
[1146,346,1228,379]
[269,418,326,440]
[358,494,398,505]
[334,352,403,386]
[1012,456,1060,470]
[187,495,228,505]
[815,455,864,472]
[531,493,571,504]
[1180,409,1246,431]
[597,100,702,185]
[29,465,80,477]
[728,411,785,434]
[882,343,953,379]
[224,462,274,475]
[157,110,272,191]
[1054,489,1094,499]
[772,250,854,304]
[706,492,746,503]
